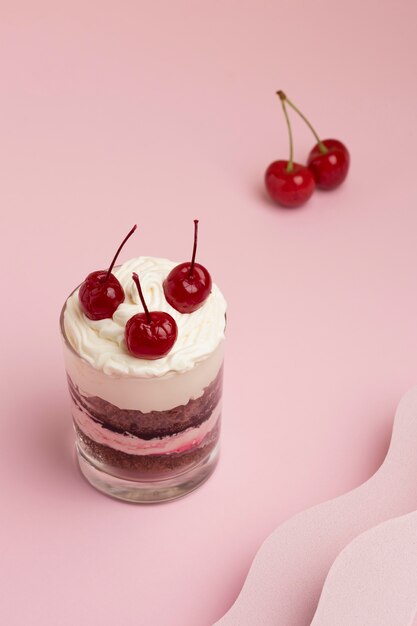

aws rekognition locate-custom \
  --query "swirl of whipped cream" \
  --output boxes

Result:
[63,256,227,378]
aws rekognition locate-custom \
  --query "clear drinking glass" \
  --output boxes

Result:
[60,299,224,503]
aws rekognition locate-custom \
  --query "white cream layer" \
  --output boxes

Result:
[63,340,223,412]
[64,256,227,378]
[73,402,221,456]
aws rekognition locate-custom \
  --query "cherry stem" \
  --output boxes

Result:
[189,219,199,278]
[105,224,137,281]
[278,90,328,154]
[132,272,152,324]
[277,92,294,172]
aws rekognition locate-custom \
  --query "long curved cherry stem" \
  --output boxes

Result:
[278,91,328,155]
[189,219,199,278]
[277,92,294,173]
[132,272,152,323]
[105,224,137,281]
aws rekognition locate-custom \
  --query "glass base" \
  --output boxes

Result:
[76,443,220,503]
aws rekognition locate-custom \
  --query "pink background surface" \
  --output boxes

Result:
[311,511,417,625]
[218,386,417,625]
[2,1,417,625]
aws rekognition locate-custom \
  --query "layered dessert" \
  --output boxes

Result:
[60,224,226,501]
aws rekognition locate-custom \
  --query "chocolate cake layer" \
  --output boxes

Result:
[75,420,220,478]
[68,366,223,439]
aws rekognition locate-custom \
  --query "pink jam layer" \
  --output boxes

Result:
[72,403,221,456]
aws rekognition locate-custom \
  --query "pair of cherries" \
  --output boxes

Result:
[78,221,212,359]
[265,91,350,208]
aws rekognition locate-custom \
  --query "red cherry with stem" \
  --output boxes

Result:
[163,220,212,313]
[265,92,315,208]
[265,161,316,208]
[307,139,350,190]
[279,91,350,190]
[125,272,178,359]
[79,224,137,320]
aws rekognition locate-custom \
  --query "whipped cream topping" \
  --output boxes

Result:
[64,256,226,378]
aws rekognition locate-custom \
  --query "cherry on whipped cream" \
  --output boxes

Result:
[125,272,178,359]
[79,224,137,320]
[163,220,212,313]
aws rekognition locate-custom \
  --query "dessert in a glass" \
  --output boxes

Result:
[60,222,226,502]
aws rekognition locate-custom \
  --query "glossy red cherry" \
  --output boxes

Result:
[265,161,315,208]
[278,91,350,190]
[163,220,212,313]
[125,272,178,359]
[79,270,125,320]
[307,139,350,189]
[79,224,137,320]
[265,91,315,208]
